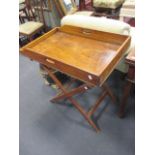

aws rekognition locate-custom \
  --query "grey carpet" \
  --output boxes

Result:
[19,54,135,155]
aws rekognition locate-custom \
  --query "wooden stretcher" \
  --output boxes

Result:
[20,25,131,132]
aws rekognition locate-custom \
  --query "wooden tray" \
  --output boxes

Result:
[21,25,131,86]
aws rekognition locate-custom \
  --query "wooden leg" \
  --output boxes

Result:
[91,0,93,7]
[118,65,135,118]
[23,8,29,21]
[88,83,116,117]
[118,81,132,118]
[68,97,101,132]
[43,66,100,132]
[51,84,91,102]
[102,83,116,103]
[19,38,23,47]
[28,36,33,42]
[79,0,85,10]
[19,16,24,24]
[42,66,116,132]
[88,90,108,117]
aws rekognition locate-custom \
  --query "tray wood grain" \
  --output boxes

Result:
[21,25,131,86]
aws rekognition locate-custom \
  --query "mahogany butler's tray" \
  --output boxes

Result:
[21,25,131,86]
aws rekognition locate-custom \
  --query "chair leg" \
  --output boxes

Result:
[118,82,132,118]
[28,36,33,42]
[19,36,22,46]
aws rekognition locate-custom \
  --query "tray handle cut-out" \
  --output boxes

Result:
[82,29,92,35]
[46,58,55,64]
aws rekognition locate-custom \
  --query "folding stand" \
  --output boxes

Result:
[43,66,116,132]
[21,26,130,132]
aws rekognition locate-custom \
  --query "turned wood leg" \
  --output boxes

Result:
[118,64,135,118]
[118,81,132,118]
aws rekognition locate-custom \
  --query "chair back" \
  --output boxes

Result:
[25,0,46,27]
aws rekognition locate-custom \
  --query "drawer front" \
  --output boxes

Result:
[22,50,100,86]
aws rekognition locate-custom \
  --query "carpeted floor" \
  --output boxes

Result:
[19,54,135,155]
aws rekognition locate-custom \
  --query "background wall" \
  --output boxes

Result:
[44,0,62,28]
[44,0,80,28]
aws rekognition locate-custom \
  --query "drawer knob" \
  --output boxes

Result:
[46,59,55,64]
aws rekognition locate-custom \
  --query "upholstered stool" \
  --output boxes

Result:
[74,11,94,16]
[93,0,125,17]
[93,0,125,9]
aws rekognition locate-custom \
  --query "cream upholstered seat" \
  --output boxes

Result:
[93,0,125,9]
[19,21,43,35]
[122,0,135,9]
[119,0,135,18]
[61,14,135,73]
[61,15,130,35]
[74,11,93,16]
[19,0,25,4]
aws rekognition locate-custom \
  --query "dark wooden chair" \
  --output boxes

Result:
[19,0,30,23]
[19,0,46,45]
[79,0,93,10]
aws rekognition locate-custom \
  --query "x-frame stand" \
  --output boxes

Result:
[43,66,116,132]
